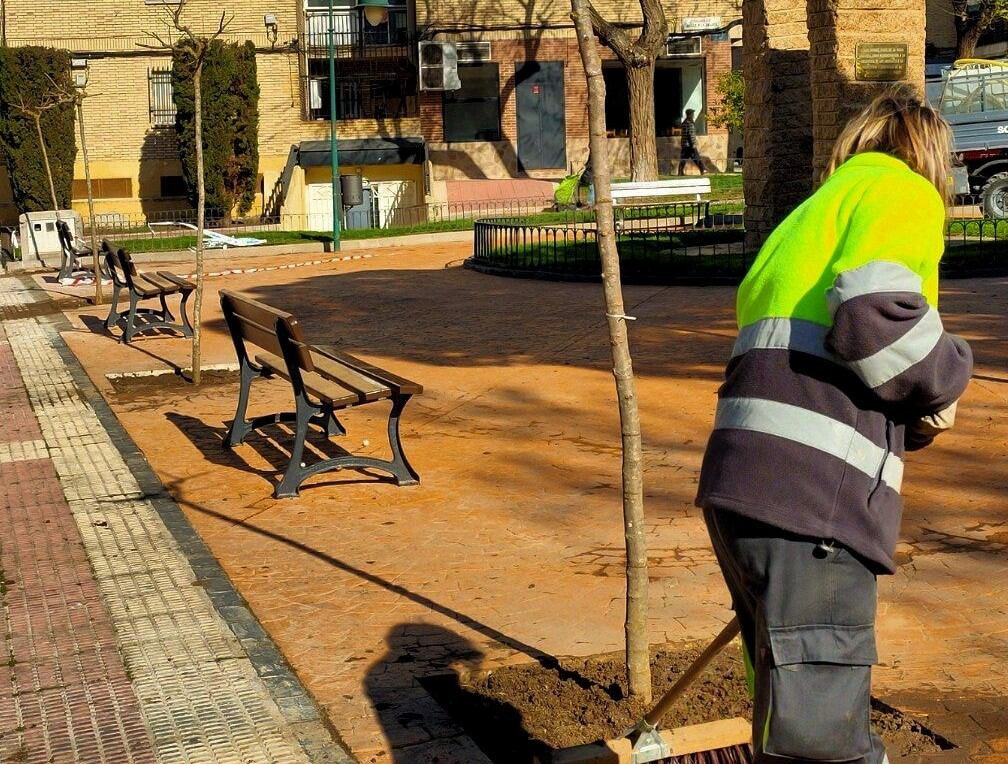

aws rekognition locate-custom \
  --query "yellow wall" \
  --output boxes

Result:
[5,0,301,52]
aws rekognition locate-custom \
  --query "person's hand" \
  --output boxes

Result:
[906,402,957,450]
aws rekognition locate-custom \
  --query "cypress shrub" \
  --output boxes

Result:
[0,47,77,212]
[173,39,260,220]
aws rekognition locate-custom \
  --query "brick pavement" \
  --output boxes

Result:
[0,276,353,763]
[40,249,1008,762]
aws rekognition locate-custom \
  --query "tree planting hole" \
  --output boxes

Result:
[420,644,955,763]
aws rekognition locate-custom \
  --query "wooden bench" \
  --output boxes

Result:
[102,240,195,343]
[56,220,110,283]
[220,289,422,498]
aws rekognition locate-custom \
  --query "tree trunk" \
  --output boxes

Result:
[192,64,205,386]
[77,98,103,305]
[572,0,652,704]
[956,24,982,60]
[33,114,59,212]
[626,62,659,182]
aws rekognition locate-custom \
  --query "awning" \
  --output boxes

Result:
[297,137,425,167]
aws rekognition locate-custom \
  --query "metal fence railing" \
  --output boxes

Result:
[944,201,1008,276]
[470,200,751,285]
[72,197,555,255]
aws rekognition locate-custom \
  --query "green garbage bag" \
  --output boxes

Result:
[554,171,583,209]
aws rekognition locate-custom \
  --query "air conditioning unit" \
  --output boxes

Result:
[666,37,702,57]
[419,41,461,91]
[456,41,491,63]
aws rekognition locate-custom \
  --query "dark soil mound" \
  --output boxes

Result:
[424,644,951,763]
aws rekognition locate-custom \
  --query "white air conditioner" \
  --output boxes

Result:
[456,41,491,63]
[665,37,702,57]
[419,41,461,91]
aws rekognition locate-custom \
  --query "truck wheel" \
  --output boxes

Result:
[981,173,1008,220]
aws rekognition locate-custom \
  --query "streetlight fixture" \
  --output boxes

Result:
[70,57,103,303]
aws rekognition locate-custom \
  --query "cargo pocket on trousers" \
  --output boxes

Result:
[763,623,877,761]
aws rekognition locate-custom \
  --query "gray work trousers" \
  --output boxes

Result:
[703,507,888,764]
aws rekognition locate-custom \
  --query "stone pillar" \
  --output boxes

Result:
[807,0,926,180]
[743,0,814,251]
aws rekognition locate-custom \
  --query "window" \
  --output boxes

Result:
[149,68,176,127]
[159,176,188,198]
[71,178,133,200]
[602,64,683,137]
[442,63,501,142]
[306,59,363,120]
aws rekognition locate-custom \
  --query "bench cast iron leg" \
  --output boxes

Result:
[158,292,176,322]
[123,293,140,343]
[386,394,419,486]
[225,362,258,447]
[324,408,346,438]
[58,253,74,283]
[105,284,122,331]
[178,289,195,338]
[274,396,317,499]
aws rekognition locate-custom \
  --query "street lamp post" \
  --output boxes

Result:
[327,0,342,251]
[71,57,103,304]
[326,0,390,247]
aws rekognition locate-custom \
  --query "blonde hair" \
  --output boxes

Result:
[825,86,954,203]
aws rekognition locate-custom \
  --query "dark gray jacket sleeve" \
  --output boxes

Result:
[824,261,973,415]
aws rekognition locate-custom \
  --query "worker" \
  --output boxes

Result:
[696,88,973,762]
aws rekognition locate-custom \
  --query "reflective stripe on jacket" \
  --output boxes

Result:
[696,152,973,572]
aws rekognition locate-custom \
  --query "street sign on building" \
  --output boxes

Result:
[681,16,722,33]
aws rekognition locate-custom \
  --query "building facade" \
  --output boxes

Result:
[0,0,742,228]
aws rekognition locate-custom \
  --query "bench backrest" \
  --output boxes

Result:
[219,289,315,377]
[56,220,74,255]
[101,239,134,289]
[610,178,711,200]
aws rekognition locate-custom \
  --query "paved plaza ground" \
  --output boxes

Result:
[2,242,1007,762]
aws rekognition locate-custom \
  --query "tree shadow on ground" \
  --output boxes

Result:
[196,264,738,382]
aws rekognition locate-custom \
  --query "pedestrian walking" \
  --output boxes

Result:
[677,108,705,175]
[695,90,973,762]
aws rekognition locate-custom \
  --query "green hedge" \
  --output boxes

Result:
[173,40,260,220]
[0,47,77,212]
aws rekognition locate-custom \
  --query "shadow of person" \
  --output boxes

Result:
[364,623,535,764]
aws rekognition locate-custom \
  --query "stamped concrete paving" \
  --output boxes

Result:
[0,275,352,763]
[46,245,1008,762]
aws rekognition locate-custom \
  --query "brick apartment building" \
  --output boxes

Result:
[0,0,745,228]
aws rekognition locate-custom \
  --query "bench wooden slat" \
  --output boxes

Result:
[157,271,196,290]
[255,349,389,403]
[253,352,363,409]
[234,314,285,358]
[126,276,163,298]
[136,273,182,294]
[314,345,423,396]
[220,289,295,331]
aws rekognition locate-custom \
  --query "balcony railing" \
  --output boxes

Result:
[303,7,409,58]
[303,72,417,121]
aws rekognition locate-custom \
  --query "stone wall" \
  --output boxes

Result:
[742,0,813,250]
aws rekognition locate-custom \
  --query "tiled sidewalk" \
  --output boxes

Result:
[0,276,353,763]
